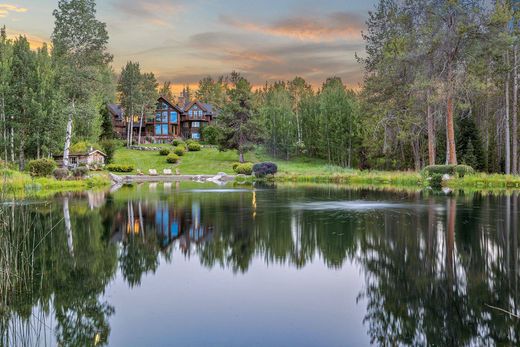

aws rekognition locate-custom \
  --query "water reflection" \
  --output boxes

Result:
[0,184,519,346]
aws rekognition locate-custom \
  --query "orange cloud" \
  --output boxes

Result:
[0,3,28,18]
[221,12,364,41]
[6,30,48,49]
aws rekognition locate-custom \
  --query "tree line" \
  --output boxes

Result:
[360,0,520,174]
[0,0,114,170]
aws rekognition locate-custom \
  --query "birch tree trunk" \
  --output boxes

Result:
[62,99,75,168]
[138,106,144,145]
[10,117,14,163]
[513,45,518,175]
[1,94,5,163]
[63,197,74,258]
[506,63,511,175]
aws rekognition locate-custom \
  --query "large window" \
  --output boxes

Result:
[192,122,200,128]
[155,124,169,135]
[155,113,161,122]
[161,111,168,123]
[170,111,178,123]
[192,133,200,140]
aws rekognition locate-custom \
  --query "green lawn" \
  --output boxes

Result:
[112,147,259,175]
[110,146,520,190]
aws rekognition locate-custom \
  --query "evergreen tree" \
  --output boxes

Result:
[216,73,262,163]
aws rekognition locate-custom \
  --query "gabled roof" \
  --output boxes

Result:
[158,96,183,113]
[184,100,208,113]
[107,103,124,119]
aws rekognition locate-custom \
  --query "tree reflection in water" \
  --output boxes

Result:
[0,185,519,346]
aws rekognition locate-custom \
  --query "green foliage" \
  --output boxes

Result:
[99,140,117,164]
[159,148,170,156]
[422,165,475,178]
[53,167,69,180]
[69,141,101,154]
[106,164,134,173]
[454,165,475,178]
[253,162,278,177]
[232,162,241,171]
[216,73,263,162]
[201,125,220,145]
[233,162,253,175]
[187,142,202,152]
[166,153,179,164]
[172,139,184,147]
[99,104,114,140]
[173,146,185,156]
[72,166,89,178]
[429,174,444,190]
[27,159,57,177]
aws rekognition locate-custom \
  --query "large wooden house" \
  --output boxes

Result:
[108,97,217,143]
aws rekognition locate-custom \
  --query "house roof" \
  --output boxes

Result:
[107,103,124,119]
[158,96,183,113]
[184,100,208,113]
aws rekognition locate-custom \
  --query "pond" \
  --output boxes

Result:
[1,183,519,346]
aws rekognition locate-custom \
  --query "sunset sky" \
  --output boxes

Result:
[1,0,375,93]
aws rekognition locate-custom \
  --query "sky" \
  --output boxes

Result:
[1,0,376,93]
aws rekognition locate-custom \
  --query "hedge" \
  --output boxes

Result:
[421,165,475,178]
[233,162,253,175]
[173,146,185,156]
[253,162,278,177]
[187,142,202,152]
[106,164,134,173]
[159,148,171,156]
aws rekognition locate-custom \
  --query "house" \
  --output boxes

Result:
[108,96,218,143]
[107,104,127,139]
[54,148,107,169]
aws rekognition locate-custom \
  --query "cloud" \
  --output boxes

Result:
[0,3,28,18]
[220,11,365,41]
[112,0,184,26]
[6,29,47,49]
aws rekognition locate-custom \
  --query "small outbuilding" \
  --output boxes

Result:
[54,148,107,169]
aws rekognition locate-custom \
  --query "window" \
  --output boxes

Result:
[162,102,169,109]
[192,122,200,128]
[192,133,200,139]
[162,111,168,123]
[155,124,169,135]
[155,113,161,122]
[183,122,189,128]
[170,111,177,123]
[199,110,203,117]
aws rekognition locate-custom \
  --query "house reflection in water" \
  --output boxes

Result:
[110,198,213,254]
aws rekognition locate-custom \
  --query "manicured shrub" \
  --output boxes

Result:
[172,139,184,147]
[166,153,180,164]
[106,164,134,173]
[28,159,57,177]
[233,162,253,175]
[173,146,185,156]
[232,162,241,171]
[422,164,475,178]
[187,142,202,151]
[185,139,197,147]
[53,168,70,180]
[159,148,171,156]
[454,165,475,178]
[72,166,89,178]
[202,125,220,145]
[253,162,278,178]
[429,174,444,190]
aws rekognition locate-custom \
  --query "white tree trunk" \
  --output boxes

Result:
[138,106,144,145]
[506,67,511,175]
[63,197,74,258]
[63,100,75,168]
[513,45,518,175]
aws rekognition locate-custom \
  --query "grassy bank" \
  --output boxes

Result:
[110,146,520,190]
[0,170,110,198]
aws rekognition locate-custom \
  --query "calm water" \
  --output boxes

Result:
[1,183,519,346]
